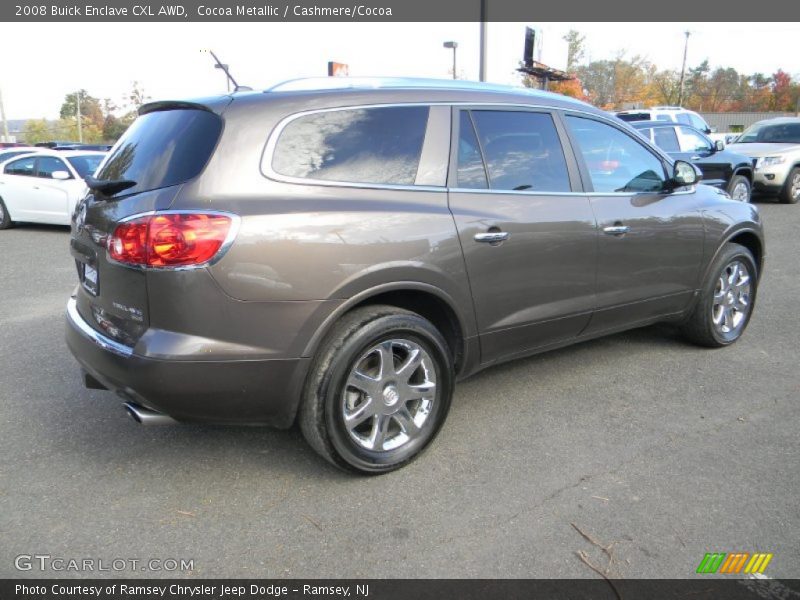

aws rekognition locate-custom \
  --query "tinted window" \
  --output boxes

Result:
[456,112,488,189]
[272,106,429,185]
[36,156,69,179]
[678,127,712,152]
[652,127,680,152]
[469,110,571,192]
[617,112,651,122]
[676,113,692,125]
[67,154,105,179]
[96,109,222,197]
[566,116,667,193]
[4,156,36,176]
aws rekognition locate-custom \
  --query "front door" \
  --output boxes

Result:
[563,113,705,335]
[448,108,597,364]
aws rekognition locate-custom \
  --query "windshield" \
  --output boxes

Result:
[737,121,800,144]
[95,108,222,196]
[67,154,105,179]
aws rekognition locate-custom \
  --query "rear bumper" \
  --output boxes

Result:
[65,297,309,427]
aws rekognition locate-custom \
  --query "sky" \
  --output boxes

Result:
[1,21,798,121]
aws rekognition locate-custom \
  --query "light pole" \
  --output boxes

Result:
[677,31,690,107]
[443,41,458,80]
[75,90,83,144]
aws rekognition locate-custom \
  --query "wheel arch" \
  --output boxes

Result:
[302,282,473,377]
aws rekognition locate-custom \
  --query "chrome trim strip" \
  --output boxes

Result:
[66,297,134,358]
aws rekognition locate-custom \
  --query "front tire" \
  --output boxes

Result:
[299,305,454,474]
[727,174,751,203]
[681,243,758,347]
[0,198,13,230]
[779,167,800,204]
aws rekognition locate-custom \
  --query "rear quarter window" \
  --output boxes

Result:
[269,106,430,186]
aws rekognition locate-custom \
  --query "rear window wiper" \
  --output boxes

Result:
[84,175,137,197]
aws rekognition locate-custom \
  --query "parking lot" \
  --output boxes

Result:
[0,198,797,579]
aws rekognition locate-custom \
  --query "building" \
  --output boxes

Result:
[699,112,796,133]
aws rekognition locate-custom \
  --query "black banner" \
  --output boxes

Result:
[3,0,800,22]
[3,579,800,600]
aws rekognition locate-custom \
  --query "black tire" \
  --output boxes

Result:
[0,198,13,230]
[681,243,758,348]
[779,166,800,204]
[299,304,454,474]
[727,174,751,203]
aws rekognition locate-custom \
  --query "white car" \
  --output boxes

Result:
[0,150,106,229]
[616,106,713,135]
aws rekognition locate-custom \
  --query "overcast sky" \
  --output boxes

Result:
[2,21,798,120]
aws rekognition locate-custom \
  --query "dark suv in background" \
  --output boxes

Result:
[66,78,764,474]
[631,121,754,202]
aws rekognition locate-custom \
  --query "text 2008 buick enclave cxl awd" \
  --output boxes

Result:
[66,78,764,473]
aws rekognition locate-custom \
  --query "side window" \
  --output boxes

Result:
[676,113,692,126]
[689,114,708,132]
[4,156,36,177]
[468,110,571,192]
[678,127,712,152]
[656,114,672,122]
[36,156,70,179]
[652,127,681,153]
[565,115,668,193]
[456,112,488,189]
[271,106,429,185]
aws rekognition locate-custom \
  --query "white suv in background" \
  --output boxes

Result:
[616,107,713,134]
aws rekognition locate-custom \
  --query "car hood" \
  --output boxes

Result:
[727,142,800,157]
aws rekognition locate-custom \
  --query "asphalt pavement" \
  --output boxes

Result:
[1,199,798,579]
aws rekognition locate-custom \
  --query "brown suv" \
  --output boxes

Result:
[66,78,764,473]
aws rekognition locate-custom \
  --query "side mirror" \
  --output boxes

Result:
[715,140,725,152]
[672,160,701,187]
[51,170,71,180]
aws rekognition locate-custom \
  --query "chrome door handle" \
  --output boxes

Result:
[691,155,701,160]
[603,225,630,236]
[474,231,509,243]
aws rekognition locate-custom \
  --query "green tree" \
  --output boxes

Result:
[22,119,50,144]
[563,29,586,72]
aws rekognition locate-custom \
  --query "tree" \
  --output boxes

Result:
[127,81,150,111]
[563,29,586,72]
[549,78,588,101]
[22,119,50,145]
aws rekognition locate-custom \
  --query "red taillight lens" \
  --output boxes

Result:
[108,213,234,267]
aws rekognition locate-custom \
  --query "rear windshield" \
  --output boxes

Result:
[95,108,222,196]
[67,154,105,179]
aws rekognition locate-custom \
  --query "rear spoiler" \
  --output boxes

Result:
[139,97,233,116]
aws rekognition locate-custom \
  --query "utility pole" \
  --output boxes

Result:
[677,31,690,107]
[478,0,488,81]
[76,90,83,143]
[443,41,458,79]
[0,88,9,143]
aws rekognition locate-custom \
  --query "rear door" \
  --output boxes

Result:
[563,113,705,334]
[29,156,73,223]
[70,104,226,348]
[448,107,597,364]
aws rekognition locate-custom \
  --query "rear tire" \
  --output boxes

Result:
[0,198,13,230]
[681,243,758,348]
[299,305,454,474]
[727,174,751,202]
[779,167,800,204]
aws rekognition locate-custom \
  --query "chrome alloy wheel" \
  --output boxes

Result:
[731,181,750,202]
[342,339,436,452]
[712,260,752,335]
[0,202,4,221]
[792,172,800,201]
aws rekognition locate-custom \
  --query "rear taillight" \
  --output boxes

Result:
[108,212,235,268]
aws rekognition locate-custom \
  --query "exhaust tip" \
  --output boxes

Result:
[123,402,177,426]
